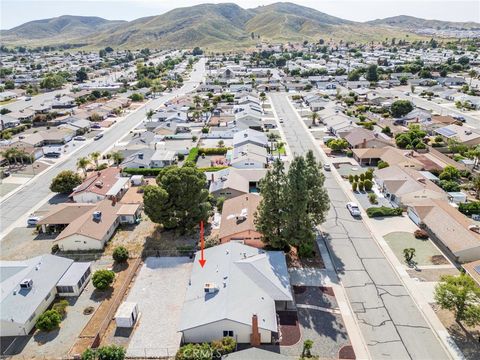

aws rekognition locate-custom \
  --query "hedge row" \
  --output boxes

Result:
[186,147,199,162]
[366,206,403,218]
[198,147,228,155]
[122,166,228,176]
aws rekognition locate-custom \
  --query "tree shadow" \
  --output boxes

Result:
[33,328,60,345]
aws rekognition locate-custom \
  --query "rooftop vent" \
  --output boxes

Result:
[204,283,219,294]
[92,211,102,221]
[20,279,33,289]
[95,181,103,188]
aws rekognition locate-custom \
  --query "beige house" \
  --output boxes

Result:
[375,165,447,208]
[353,147,424,169]
[219,194,263,247]
[343,128,392,149]
[408,199,480,263]
[54,200,121,251]
[208,168,267,199]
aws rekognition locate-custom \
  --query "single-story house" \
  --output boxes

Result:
[343,127,392,149]
[0,255,90,336]
[408,199,480,263]
[375,165,448,208]
[71,167,129,203]
[352,147,424,169]
[219,194,263,247]
[435,124,480,146]
[208,168,267,199]
[229,144,268,169]
[179,242,294,344]
[233,129,268,148]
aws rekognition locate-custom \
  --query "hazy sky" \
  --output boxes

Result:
[1,0,479,29]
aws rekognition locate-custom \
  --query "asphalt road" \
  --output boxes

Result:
[269,93,449,360]
[0,58,206,235]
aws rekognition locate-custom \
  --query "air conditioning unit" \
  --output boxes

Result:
[20,279,33,289]
[204,283,219,294]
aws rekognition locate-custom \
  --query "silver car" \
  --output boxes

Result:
[346,202,361,217]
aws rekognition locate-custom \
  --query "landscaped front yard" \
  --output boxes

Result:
[384,231,448,266]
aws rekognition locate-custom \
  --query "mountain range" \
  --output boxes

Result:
[1,2,478,50]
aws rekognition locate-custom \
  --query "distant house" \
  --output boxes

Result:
[342,128,392,149]
[233,129,268,148]
[70,167,129,203]
[229,144,268,169]
[179,242,294,344]
[352,147,424,168]
[219,194,263,247]
[0,255,91,336]
[149,149,176,168]
[434,124,480,146]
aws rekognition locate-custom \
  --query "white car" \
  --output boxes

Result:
[74,136,87,141]
[323,163,331,171]
[27,216,41,226]
[346,202,361,217]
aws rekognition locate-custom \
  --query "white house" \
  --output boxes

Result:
[0,255,91,336]
[179,242,294,344]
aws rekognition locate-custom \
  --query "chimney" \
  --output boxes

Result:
[362,138,367,148]
[250,314,261,346]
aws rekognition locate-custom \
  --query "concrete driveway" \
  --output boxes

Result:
[125,257,192,358]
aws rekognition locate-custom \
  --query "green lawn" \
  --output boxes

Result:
[384,231,446,266]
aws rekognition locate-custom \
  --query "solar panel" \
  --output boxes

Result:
[436,127,456,137]
[475,265,480,275]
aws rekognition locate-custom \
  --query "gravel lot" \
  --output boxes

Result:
[125,257,193,358]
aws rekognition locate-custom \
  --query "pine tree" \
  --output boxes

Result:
[305,150,330,225]
[254,159,288,249]
[283,156,314,249]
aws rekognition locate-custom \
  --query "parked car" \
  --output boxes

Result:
[91,123,101,129]
[279,117,284,123]
[27,216,41,226]
[323,163,331,171]
[93,133,104,140]
[452,115,466,122]
[74,136,87,141]
[25,96,32,101]
[346,202,361,217]
[44,152,61,158]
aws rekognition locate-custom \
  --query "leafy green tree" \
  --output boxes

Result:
[143,164,212,233]
[439,165,460,181]
[129,93,144,102]
[92,270,115,290]
[90,151,101,169]
[50,170,82,194]
[435,273,480,326]
[255,159,289,249]
[326,139,348,151]
[112,246,129,263]
[391,100,413,118]
[302,339,314,358]
[76,67,88,83]
[403,248,416,264]
[82,345,126,360]
[36,310,61,332]
[110,151,124,166]
[366,64,378,82]
[310,111,319,126]
[40,74,65,90]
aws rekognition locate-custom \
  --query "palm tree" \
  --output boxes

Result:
[469,69,477,87]
[110,151,124,167]
[90,151,101,169]
[193,95,201,108]
[146,109,155,122]
[310,111,319,126]
[76,157,90,177]
[260,92,267,110]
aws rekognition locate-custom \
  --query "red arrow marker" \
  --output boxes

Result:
[199,220,206,268]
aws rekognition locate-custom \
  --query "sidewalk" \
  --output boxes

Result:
[283,94,462,360]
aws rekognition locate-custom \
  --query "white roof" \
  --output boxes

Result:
[179,242,292,332]
[115,301,137,319]
[57,262,91,287]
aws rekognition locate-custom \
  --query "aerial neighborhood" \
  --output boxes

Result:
[0,2,480,360]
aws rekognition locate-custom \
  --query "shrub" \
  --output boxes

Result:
[51,244,59,254]
[52,299,69,317]
[368,193,378,204]
[211,337,236,356]
[112,246,129,263]
[216,196,226,212]
[348,174,354,183]
[439,180,460,192]
[82,345,126,360]
[354,174,359,182]
[298,241,315,258]
[359,173,365,181]
[197,148,228,155]
[123,168,163,176]
[177,153,185,161]
[377,161,389,169]
[129,93,144,102]
[352,182,358,192]
[36,310,61,331]
[365,169,373,180]
[414,229,429,239]
[366,206,403,218]
[176,343,213,360]
[458,201,480,215]
[364,179,373,191]
[92,270,115,290]
[358,181,364,192]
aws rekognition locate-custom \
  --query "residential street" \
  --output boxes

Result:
[269,92,450,360]
[0,58,206,237]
